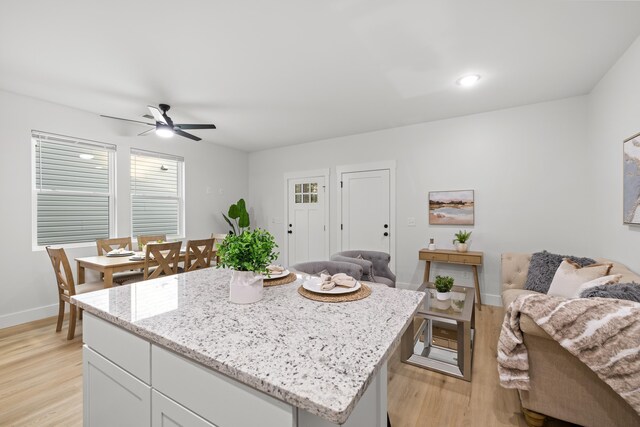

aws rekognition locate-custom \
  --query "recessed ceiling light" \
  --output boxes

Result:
[79,154,94,160]
[456,74,481,87]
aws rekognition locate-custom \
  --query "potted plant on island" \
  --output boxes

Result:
[453,230,472,253]
[434,275,454,301]
[216,229,279,304]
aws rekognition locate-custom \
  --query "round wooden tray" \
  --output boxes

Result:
[297,283,372,302]
[264,272,297,287]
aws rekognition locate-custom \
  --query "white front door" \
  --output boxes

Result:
[340,169,391,254]
[287,176,327,267]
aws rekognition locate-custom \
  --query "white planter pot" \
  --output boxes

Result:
[455,243,469,253]
[229,270,264,304]
[436,291,451,301]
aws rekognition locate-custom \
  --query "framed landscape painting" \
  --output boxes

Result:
[624,132,640,225]
[429,190,474,225]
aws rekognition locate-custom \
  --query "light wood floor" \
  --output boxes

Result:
[0,307,574,427]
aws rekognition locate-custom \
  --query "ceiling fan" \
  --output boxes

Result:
[100,104,216,141]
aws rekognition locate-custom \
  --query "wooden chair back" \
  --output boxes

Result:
[184,238,215,272]
[46,246,76,300]
[144,241,182,280]
[96,237,133,256]
[137,234,167,249]
[211,233,228,264]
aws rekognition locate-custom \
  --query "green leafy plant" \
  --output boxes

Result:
[434,275,454,293]
[453,230,472,245]
[222,198,250,235]
[216,229,279,273]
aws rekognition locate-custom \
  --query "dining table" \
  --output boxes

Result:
[75,250,216,288]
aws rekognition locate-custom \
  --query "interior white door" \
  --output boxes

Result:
[341,169,390,253]
[287,176,326,266]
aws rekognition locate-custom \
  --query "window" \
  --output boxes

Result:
[294,182,318,204]
[130,149,184,238]
[32,131,115,247]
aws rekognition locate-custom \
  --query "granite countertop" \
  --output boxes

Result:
[72,268,425,424]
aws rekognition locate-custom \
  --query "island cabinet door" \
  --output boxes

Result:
[152,390,216,427]
[83,346,151,427]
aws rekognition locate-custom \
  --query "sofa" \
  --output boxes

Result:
[501,253,640,427]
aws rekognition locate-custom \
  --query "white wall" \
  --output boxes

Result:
[0,90,248,327]
[249,96,593,305]
[588,36,640,272]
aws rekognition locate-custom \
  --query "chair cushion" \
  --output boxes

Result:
[373,275,394,288]
[112,270,145,285]
[76,281,105,294]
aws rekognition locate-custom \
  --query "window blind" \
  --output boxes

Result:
[33,131,115,246]
[130,149,184,238]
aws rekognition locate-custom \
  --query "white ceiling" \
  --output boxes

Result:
[2,1,640,151]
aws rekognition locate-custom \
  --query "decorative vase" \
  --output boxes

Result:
[229,270,263,304]
[456,243,468,253]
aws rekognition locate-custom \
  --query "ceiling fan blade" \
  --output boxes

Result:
[142,114,154,120]
[174,124,217,130]
[138,128,155,136]
[100,115,155,126]
[147,106,167,124]
[174,129,201,141]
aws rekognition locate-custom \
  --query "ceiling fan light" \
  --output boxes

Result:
[156,126,174,138]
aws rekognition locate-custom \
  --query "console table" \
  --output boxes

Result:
[418,249,483,309]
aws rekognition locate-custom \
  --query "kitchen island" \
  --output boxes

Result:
[72,268,425,426]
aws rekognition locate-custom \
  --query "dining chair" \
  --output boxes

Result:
[46,247,104,340]
[184,238,215,272]
[96,237,144,285]
[211,233,228,264]
[137,234,167,249]
[143,241,182,280]
[96,237,133,255]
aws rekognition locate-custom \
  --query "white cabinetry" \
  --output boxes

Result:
[82,313,386,427]
[152,391,216,427]
[83,347,151,427]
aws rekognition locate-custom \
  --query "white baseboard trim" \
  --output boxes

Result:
[396,281,502,307]
[0,303,61,330]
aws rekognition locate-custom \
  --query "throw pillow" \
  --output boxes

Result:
[572,274,622,298]
[524,250,596,294]
[580,282,640,303]
[546,259,613,298]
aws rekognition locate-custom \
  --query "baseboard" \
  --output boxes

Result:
[396,281,502,307]
[0,303,61,329]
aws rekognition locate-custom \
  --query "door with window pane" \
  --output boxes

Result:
[287,177,326,266]
[130,150,184,241]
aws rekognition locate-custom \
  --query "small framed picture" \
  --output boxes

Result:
[429,190,474,225]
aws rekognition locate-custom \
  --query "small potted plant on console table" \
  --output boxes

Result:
[453,230,472,253]
[216,228,278,304]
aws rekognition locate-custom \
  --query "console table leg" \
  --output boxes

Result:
[472,265,482,310]
[423,261,431,284]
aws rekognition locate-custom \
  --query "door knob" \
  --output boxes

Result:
[383,232,389,237]
[383,224,388,228]
[288,230,293,234]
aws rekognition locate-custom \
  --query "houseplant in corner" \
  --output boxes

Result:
[453,230,472,253]
[216,228,278,304]
[434,275,454,301]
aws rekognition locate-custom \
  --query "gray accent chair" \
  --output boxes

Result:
[330,250,396,287]
[290,261,363,281]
